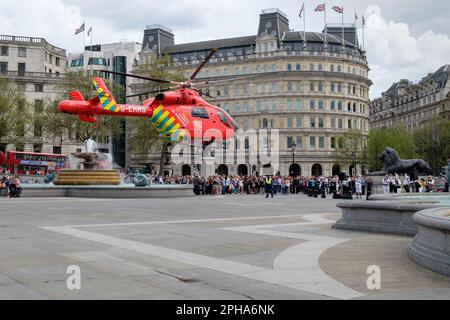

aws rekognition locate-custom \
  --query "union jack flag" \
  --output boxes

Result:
[333,6,344,13]
[315,4,325,12]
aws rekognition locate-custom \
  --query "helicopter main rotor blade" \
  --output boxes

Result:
[100,70,180,85]
[189,48,218,82]
[125,88,172,99]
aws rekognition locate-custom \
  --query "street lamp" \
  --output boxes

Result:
[291,142,297,176]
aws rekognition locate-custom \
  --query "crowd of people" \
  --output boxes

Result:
[189,175,376,199]
[0,175,22,198]
[381,174,447,194]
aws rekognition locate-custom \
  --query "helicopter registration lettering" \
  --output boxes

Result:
[120,106,147,113]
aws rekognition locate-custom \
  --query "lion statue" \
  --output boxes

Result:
[370,147,433,175]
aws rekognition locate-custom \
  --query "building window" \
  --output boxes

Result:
[318,64,323,71]
[262,118,269,128]
[330,64,335,72]
[331,118,336,128]
[296,117,302,128]
[18,47,27,57]
[338,118,343,129]
[296,137,303,149]
[0,62,7,75]
[310,137,316,149]
[287,64,292,71]
[338,83,342,93]
[331,83,335,92]
[35,84,43,92]
[310,117,315,128]
[53,146,62,154]
[296,100,302,110]
[348,102,351,112]
[287,137,294,148]
[287,100,293,110]
[310,82,315,92]
[319,137,325,149]
[331,137,336,149]
[310,99,315,110]
[296,64,301,71]
[331,100,336,110]
[287,82,293,92]
[337,65,342,72]
[318,100,324,110]
[18,63,26,76]
[310,63,314,71]
[318,83,323,92]
[319,117,324,128]
[348,119,352,129]
[287,117,293,128]
[1,46,8,56]
[338,100,343,111]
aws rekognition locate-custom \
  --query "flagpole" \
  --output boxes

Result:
[354,12,358,48]
[324,3,327,49]
[303,2,307,49]
[83,20,86,72]
[341,8,345,49]
[362,15,365,52]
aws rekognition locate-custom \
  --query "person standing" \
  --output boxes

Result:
[403,174,411,193]
[382,175,390,194]
[265,176,273,199]
[366,177,373,200]
[355,175,363,199]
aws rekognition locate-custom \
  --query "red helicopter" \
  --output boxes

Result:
[58,48,238,145]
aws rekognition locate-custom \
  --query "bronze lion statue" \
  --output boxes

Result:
[370,147,433,175]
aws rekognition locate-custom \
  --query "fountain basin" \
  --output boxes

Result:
[3,184,194,199]
[333,202,446,236]
[408,208,450,277]
[54,170,121,186]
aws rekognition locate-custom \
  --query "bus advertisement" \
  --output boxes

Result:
[0,151,68,175]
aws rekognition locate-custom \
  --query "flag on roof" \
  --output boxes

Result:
[315,4,325,12]
[333,6,344,13]
[299,2,305,18]
[75,23,85,35]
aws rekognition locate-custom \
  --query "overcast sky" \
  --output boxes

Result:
[1,0,449,98]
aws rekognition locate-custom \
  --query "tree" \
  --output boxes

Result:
[367,124,416,172]
[414,117,450,173]
[127,54,185,176]
[333,129,365,175]
[0,77,30,150]
[41,71,124,150]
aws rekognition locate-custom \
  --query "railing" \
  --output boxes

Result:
[0,35,66,56]
[1,71,66,79]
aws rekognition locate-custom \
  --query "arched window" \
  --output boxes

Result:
[310,82,315,92]
[296,64,301,71]
[262,118,269,128]
[318,83,323,92]
[287,64,292,71]
[337,65,342,72]
[330,65,335,72]
[331,83,335,92]
[338,83,342,93]
[318,64,323,71]
[288,82,293,92]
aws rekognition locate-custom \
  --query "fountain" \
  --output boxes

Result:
[54,139,121,186]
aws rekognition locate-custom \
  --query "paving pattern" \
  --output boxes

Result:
[0,195,448,300]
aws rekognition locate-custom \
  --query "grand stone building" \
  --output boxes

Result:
[370,64,450,132]
[130,8,371,177]
[0,35,84,156]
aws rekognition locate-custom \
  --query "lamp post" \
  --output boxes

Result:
[291,142,297,176]
[351,151,356,176]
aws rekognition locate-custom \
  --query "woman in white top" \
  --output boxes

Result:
[355,175,363,199]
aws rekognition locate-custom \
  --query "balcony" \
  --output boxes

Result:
[1,70,66,81]
[0,35,66,56]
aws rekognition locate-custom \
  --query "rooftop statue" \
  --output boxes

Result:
[369,147,433,176]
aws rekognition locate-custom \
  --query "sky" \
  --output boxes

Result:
[0,0,449,98]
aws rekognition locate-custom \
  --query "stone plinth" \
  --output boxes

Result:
[54,170,121,186]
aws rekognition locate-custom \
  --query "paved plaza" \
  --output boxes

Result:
[0,195,448,300]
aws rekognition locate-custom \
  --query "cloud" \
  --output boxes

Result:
[365,5,450,98]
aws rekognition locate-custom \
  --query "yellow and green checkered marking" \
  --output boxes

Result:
[93,79,120,113]
[151,105,186,143]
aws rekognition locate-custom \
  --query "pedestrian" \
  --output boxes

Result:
[265,176,273,199]
[355,175,363,199]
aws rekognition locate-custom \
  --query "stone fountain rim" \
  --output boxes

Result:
[413,208,450,231]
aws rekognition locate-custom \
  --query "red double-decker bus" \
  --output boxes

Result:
[0,151,68,175]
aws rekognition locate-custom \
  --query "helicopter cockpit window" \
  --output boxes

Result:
[217,111,231,127]
[191,108,209,119]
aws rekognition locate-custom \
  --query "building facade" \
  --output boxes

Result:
[131,8,371,177]
[370,65,450,132]
[0,34,85,156]
[68,41,142,167]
